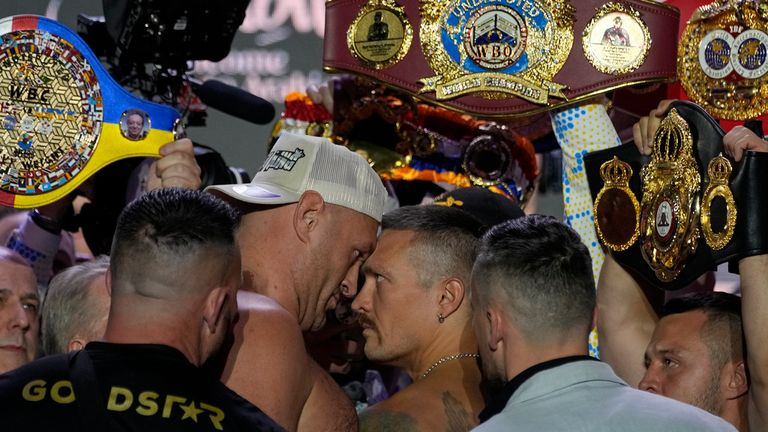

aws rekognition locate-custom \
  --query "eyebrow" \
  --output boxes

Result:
[362,261,389,279]
[0,288,39,302]
[648,347,680,358]
[21,293,39,302]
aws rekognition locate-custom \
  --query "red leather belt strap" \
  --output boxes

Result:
[324,0,679,117]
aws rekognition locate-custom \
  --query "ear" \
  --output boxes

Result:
[293,190,326,244]
[105,268,112,297]
[202,286,229,335]
[67,337,86,352]
[438,278,465,319]
[487,305,504,352]
[725,360,749,399]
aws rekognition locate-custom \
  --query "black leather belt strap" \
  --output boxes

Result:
[585,101,768,290]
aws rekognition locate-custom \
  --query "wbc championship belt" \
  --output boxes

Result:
[0,15,180,208]
[323,0,679,117]
[679,0,768,120]
[584,101,768,290]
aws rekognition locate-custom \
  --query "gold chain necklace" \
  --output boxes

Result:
[419,352,479,380]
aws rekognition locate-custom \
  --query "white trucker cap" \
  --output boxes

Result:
[206,133,387,222]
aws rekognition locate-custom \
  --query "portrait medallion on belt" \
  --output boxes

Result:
[679,0,768,120]
[582,2,651,75]
[639,108,701,282]
[418,0,574,105]
[347,0,414,69]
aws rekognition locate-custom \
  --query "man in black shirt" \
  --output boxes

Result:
[0,188,284,431]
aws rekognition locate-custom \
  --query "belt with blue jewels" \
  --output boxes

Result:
[584,101,768,290]
[323,0,679,117]
[678,0,768,121]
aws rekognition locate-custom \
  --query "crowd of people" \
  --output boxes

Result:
[0,21,767,432]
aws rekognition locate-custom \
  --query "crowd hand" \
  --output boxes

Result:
[631,99,675,156]
[306,82,335,113]
[145,138,202,191]
[723,125,768,161]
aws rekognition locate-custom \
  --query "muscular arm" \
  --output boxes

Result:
[740,255,768,431]
[596,254,658,387]
[296,361,358,432]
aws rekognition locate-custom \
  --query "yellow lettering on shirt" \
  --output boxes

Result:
[21,380,47,402]
[136,391,159,416]
[50,380,75,404]
[107,386,133,412]
[162,394,186,418]
[201,402,226,431]
[19,379,227,429]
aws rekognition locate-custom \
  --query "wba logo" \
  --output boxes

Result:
[261,147,305,172]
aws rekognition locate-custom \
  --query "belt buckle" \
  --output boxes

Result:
[416,0,573,105]
[640,108,702,282]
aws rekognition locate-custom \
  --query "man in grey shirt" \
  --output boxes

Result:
[469,215,736,432]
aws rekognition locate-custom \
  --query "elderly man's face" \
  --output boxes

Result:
[0,260,38,373]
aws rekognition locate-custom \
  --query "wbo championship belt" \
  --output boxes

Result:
[0,15,180,208]
[679,0,768,120]
[323,0,679,117]
[584,101,768,290]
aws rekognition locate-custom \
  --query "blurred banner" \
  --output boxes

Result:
[193,0,325,103]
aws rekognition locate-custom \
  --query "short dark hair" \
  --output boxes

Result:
[663,292,744,367]
[472,214,595,341]
[110,188,240,297]
[125,109,146,121]
[382,205,483,286]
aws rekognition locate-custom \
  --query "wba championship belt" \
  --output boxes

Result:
[323,0,679,117]
[679,0,768,120]
[584,101,768,290]
[0,15,180,208]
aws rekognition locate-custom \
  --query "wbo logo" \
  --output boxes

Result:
[418,0,574,104]
[463,5,528,70]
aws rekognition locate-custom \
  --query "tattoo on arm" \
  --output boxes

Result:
[359,409,419,432]
[442,392,475,432]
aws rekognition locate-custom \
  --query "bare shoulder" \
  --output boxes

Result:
[222,291,313,431]
[360,385,476,432]
[231,292,308,362]
[296,361,358,432]
[359,405,421,432]
[237,291,298,323]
